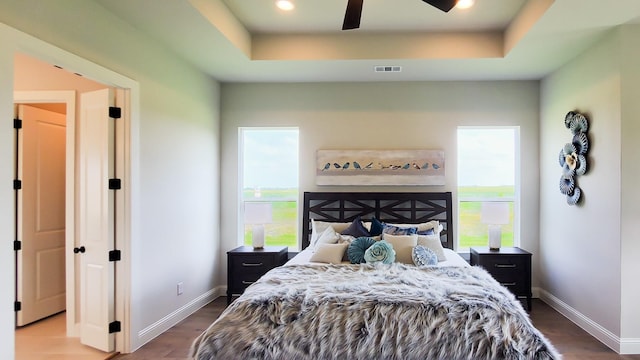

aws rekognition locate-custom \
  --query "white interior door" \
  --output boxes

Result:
[16,104,66,326]
[78,88,116,352]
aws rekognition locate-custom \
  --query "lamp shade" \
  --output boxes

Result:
[244,202,272,224]
[480,202,510,225]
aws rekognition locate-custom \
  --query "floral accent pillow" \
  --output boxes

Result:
[364,240,396,264]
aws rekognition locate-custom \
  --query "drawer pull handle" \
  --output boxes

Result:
[242,262,264,267]
[242,281,255,285]
[501,282,517,286]
[494,264,516,268]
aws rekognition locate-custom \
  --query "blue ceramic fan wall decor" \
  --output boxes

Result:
[559,111,589,205]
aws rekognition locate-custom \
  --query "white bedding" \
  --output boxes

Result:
[286,247,470,267]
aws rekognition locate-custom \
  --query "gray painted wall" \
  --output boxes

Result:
[0,0,221,355]
[540,24,640,351]
[220,80,540,284]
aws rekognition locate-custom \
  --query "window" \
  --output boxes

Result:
[240,128,299,250]
[457,127,519,251]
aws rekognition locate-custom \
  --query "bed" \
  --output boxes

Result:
[190,192,559,360]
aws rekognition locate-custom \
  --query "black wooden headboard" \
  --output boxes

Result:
[301,192,453,250]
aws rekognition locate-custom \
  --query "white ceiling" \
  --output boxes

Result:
[94,0,640,83]
[222,0,525,33]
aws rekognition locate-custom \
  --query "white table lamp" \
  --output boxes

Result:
[481,202,510,250]
[244,202,272,249]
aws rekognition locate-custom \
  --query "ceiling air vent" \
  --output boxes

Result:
[374,65,402,73]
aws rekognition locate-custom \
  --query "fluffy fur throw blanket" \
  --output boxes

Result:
[191,263,560,360]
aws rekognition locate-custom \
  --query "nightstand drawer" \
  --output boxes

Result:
[490,273,528,294]
[228,272,263,293]
[477,255,527,277]
[231,255,274,275]
[499,282,527,296]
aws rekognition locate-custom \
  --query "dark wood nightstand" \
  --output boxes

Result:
[227,246,288,304]
[470,247,532,311]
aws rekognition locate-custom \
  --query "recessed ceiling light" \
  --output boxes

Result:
[276,0,294,11]
[456,0,475,9]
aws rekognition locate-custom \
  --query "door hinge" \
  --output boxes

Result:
[14,301,21,312]
[109,250,121,262]
[13,118,22,129]
[13,180,22,190]
[108,321,121,333]
[13,240,21,251]
[108,178,121,190]
[109,106,121,119]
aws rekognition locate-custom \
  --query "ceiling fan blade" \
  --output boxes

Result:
[422,0,457,12]
[342,0,364,30]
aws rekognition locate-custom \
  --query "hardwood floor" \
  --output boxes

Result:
[114,298,640,360]
[114,299,227,360]
[15,312,111,360]
[530,301,640,360]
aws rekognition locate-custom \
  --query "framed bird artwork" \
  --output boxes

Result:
[316,149,445,186]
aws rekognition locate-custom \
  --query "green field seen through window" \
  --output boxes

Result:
[458,185,515,250]
[243,188,298,248]
[242,186,515,250]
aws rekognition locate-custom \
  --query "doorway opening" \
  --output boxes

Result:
[12,49,134,355]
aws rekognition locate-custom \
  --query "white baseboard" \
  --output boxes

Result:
[134,286,225,351]
[620,338,640,354]
[539,289,626,354]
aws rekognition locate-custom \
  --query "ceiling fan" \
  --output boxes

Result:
[342,0,458,30]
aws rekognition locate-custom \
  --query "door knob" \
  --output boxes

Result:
[73,246,86,254]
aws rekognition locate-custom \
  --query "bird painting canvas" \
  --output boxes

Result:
[316,149,445,186]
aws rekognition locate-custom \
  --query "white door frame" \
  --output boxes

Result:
[6,24,139,354]
[13,91,76,334]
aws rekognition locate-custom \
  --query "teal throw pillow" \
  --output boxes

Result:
[348,237,377,264]
[364,240,395,264]
[369,217,384,236]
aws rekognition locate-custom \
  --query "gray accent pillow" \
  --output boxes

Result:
[412,245,438,267]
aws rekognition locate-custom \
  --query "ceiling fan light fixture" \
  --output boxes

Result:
[276,0,295,11]
[455,0,475,9]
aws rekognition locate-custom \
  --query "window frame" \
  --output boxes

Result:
[238,127,300,250]
[456,126,521,251]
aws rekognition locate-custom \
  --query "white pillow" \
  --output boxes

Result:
[417,234,447,262]
[310,220,351,247]
[309,243,349,264]
[382,233,418,264]
[337,235,356,261]
[314,226,341,252]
